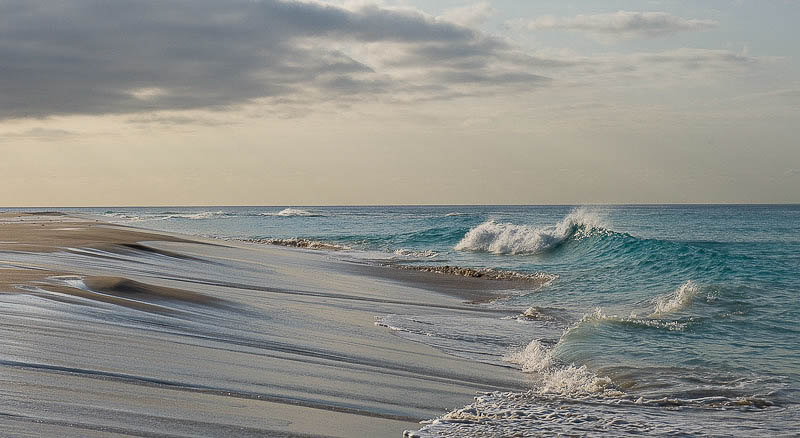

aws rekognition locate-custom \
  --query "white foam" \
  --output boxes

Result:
[504,337,617,396]
[103,211,227,221]
[167,211,226,220]
[651,281,699,316]
[455,208,607,255]
[261,208,323,217]
[504,339,553,373]
[540,364,614,395]
[575,307,689,332]
[392,249,439,258]
[248,238,350,251]
[518,306,556,321]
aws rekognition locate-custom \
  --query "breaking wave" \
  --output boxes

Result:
[455,208,608,255]
[575,307,691,333]
[103,211,230,221]
[504,339,618,396]
[651,280,701,316]
[262,208,325,217]
[164,211,229,220]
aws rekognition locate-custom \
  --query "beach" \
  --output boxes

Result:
[2,207,798,437]
[0,212,527,437]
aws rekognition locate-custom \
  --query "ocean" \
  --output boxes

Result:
[24,205,800,435]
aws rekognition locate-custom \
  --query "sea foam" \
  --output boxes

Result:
[455,208,607,255]
[393,249,439,258]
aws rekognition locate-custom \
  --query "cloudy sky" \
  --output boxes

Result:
[2,0,798,206]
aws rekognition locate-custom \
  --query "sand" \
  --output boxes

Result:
[0,213,527,437]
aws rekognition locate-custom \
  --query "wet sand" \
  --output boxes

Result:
[0,213,527,437]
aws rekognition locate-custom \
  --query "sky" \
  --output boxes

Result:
[1,0,798,206]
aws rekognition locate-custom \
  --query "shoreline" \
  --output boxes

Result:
[0,212,527,437]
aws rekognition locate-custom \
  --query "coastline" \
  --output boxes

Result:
[0,212,527,437]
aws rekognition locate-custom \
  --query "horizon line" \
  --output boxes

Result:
[2,202,799,209]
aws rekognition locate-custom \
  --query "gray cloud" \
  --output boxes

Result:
[0,0,547,120]
[636,48,754,70]
[516,11,717,39]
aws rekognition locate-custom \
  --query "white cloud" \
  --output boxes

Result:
[440,2,494,27]
[514,11,717,40]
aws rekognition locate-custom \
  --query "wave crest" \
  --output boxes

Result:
[504,339,617,396]
[579,308,690,332]
[262,208,324,217]
[455,208,607,255]
[651,280,700,316]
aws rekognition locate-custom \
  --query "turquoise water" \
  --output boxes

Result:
[54,205,800,434]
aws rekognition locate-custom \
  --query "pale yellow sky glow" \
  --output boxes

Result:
[2,0,798,206]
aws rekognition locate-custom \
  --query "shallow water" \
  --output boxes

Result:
[7,205,800,435]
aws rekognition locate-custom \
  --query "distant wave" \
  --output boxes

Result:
[261,208,325,217]
[164,211,229,220]
[103,211,230,221]
[244,237,349,251]
[396,265,558,284]
[455,208,608,255]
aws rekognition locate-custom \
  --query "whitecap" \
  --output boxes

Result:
[262,208,324,217]
[454,208,607,255]
[651,281,700,316]
[164,211,227,220]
